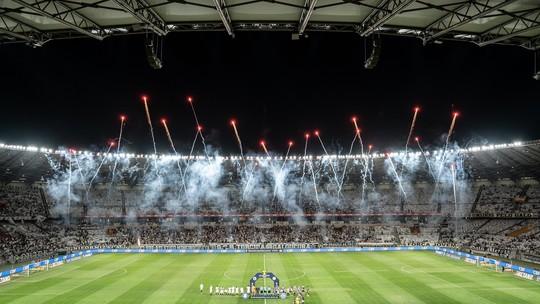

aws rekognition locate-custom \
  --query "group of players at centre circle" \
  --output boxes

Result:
[200,282,310,301]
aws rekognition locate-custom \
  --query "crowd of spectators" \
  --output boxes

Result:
[0,184,46,219]
[1,182,540,268]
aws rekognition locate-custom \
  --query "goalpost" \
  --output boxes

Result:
[479,260,502,272]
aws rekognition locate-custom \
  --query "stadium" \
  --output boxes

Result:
[2,0,540,303]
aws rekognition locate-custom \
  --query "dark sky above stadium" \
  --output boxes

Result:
[1,32,539,155]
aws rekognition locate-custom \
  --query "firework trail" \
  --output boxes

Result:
[86,142,115,199]
[314,130,341,196]
[309,159,320,207]
[451,163,458,233]
[187,97,209,157]
[435,112,460,185]
[230,119,244,159]
[181,127,201,194]
[298,134,310,204]
[72,154,86,186]
[352,116,360,134]
[415,137,435,179]
[241,159,258,203]
[260,140,270,157]
[405,107,420,154]
[230,118,252,201]
[110,115,126,188]
[187,96,200,128]
[361,142,371,203]
[142,96,158,155]
[352,119,370,203]
[161,119,176,153]
[67,152,72,224]
[446,112,459,148]
[197,126,209,158]
[188,128,199,159]
[260,140,280,202]
[338,130,358,197]
[366,144,375,184]
[161,118,188,195]
[272,141,293,201]
[400,107,420,177]
[387,154,407,199]
[341,116,361,190]
[281,141,293,170]
[301,134,309,180]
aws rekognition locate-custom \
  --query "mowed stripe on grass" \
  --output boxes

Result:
[1,251,540,304]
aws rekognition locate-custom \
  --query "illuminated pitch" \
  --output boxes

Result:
[1,251,539,303]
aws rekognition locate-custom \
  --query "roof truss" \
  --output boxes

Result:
[0,12,50,46]
[424,0,519,42]
[10,0,106,40]
[112,0,168,36]
[358,0,416,37]
[478,7,540,46]
[213,0,234,36]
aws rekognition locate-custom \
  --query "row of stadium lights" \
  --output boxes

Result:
[0,141,524,161]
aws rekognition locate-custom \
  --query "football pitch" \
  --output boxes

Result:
[1,251,540,304]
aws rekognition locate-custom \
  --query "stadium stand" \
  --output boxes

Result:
[1,141,540,268]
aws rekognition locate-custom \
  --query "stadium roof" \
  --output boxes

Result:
[1,0,539,49]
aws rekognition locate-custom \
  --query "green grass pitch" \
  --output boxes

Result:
[1,251,540,303]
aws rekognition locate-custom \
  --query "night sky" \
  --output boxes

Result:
[0,32,539,155]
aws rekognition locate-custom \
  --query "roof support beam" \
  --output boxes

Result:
[424,0,519,42]
[213,0,234,36]
[10,0,106,40]
[478,8,540,47]
[521,34,540,50]
[0,13,50,45]
[358,0,415,37]
[298,0,317,35]
[112,0,167,36]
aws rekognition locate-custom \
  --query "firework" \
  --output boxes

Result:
[161,118,177,153]
[399,107,420,177]
[405,107,420,152]
[260,140,269,156]
[450,163,458,232]
[446,112,459,147]
[188,126,199,160]
[180,125,202,196]
[415,136,435,179]
[339,131,358,196]
[309,159,320,206]
[304,133,309,154]
[109,115,126,195]
[230,119,244,158]
[281,140,293,169]
[141,95,158,155]
[298,133,310,204]
[435,111,460,185]
[271,140,294,201]
[196,125,209,157]
[86,141,115,198]
[67,152,72,225]
[361,140,371,204]
[314,130,341,195]
[352,116,360,134]
[186,96,201,127]
[387,154,407,199]
[161,118,188,198]
[186,96,208,156]
[118,115,126,150]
